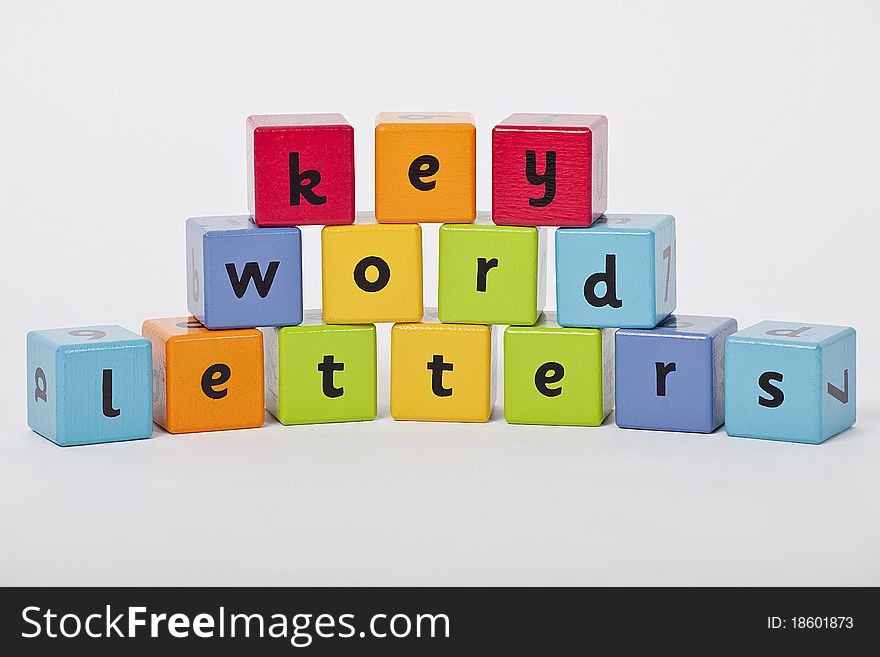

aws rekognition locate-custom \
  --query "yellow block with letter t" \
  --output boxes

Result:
[391,311,494,422]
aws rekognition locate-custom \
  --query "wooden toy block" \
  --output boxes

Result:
[492,113,608,226]
[247,113,354,226]
[375,112,476,224]
[556,214,676,329]
[26,326,152,446]
[504,313,614,426]
[262,310,376,425]
[615,315,737,433]
[321,213,423,323]
[724,321,856,444]
[390,311,495,422]
[141,317,264,434]
[186,215,303,330]
[438,216,547,325]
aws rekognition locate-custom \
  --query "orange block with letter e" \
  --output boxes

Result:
[375,112,476,224]
[141,317,264,434]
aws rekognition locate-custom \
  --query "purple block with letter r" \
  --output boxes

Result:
[186,215,303,329]
[615,315,737,433]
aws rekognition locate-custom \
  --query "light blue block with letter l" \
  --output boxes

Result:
[187,215,303,330]
[724,321,856,444]
[26,325,153,446]
[555,214,676,329]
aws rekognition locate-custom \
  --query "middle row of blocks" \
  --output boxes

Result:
[186,213,676,330]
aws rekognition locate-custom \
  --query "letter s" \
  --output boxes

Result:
[22,606,41,638]
[758,371,784,408]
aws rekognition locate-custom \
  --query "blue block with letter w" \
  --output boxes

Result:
[186,215,303,329]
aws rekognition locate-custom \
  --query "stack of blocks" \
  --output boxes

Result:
[26,112,857,447]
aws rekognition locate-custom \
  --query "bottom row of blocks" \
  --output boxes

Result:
[26,313,856,446]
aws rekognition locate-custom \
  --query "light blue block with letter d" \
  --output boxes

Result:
[555,214,676,329]
[26,325,153,446]
[724,321,856,444]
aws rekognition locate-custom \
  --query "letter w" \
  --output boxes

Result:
[225,261,280,298]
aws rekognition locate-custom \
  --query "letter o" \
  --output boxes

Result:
[353,256,391,293]
[60,614,82,638]
[389,614,411,638]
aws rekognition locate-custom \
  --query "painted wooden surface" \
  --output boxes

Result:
[504,312,614,427]
[724,321,856,444]
[141,317,264,434]
[263,310,376,425]
[321,213,423,324]
[438,215,546,325]
[375,112,476,224]
[390,311,494,422]
[26,325,152,446]
[247,113,355,227]
[556,214,676,329]
[186,215,303,330]
[492,113,607,227]
[615,315,737,433]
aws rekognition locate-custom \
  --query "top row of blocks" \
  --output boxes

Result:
[247,112,608,227]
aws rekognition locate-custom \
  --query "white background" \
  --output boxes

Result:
[1,0,878,585]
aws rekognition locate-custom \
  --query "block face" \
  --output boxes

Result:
[263,311,377,425]
[555,214,676,328]
[376,112,475,124]
[321,221,423,323]
[614,315,737,433]
[26,331,57,440]
[492,113,607,226]
[390,319,493,422]
[725,337,821,443]
[438,222,546,325]
[247,114,354,226]
[142,318,264,434]
[503,313,614,426]
[186,216,303,330]
[263,325,281,420]
[821,330,857,440]
[724,321,856,444]
[26,326,152,446]
[375,112,476,223]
